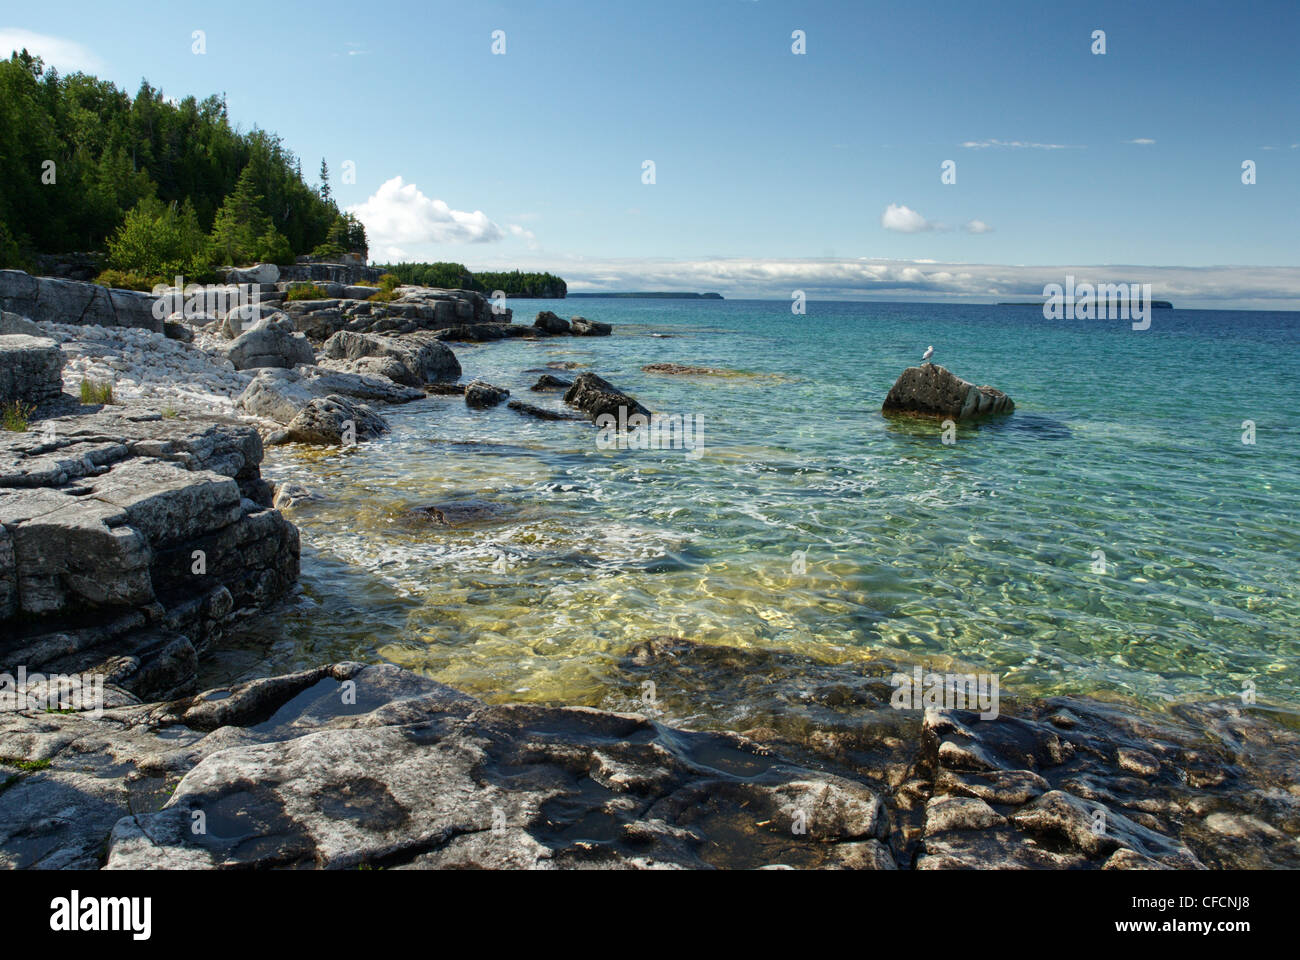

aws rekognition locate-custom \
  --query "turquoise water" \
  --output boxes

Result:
[246,299,1300,720]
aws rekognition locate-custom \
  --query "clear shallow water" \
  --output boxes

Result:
[244,300,1300,721]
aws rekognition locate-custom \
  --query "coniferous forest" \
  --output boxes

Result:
[0,50,365,288]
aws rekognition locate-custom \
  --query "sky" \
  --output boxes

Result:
[4,0,1299,307]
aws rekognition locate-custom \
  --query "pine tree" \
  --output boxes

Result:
[209,165,271,265]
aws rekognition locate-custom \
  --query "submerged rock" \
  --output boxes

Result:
[882,363,1014,421]
[507,400,586,421]
[642,362,728,376]
[529,374,573,391]
[424,382,466,396]
[406,499,512,526]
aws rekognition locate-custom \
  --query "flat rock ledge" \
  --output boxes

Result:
[0,334,64,405]
[0,403,299,702]
[1,654,1292,870]
[882,363,1014,421]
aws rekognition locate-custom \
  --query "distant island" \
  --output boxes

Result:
[568,292,724,299]
[998,300,1173,309]
[380,262,567,298]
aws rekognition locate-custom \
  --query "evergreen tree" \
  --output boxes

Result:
[208,166,271,265]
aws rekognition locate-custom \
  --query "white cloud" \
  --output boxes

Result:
[1124,138,1156,145]
[881,203,934,233]
[964,220,993,234]
[961,139,1079,150]
[0,28,103,73]
[348,177,503,251]
[508,224,539,250]
[467,255,1300,309]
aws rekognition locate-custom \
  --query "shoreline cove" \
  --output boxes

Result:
[0,276,1297,870]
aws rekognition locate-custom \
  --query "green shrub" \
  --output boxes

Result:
[94,268,157,292]
[286,283,329,301]
[79,379,115,405]
[1,401,34,432]
[366,272,401,302]
[106,195,212,281]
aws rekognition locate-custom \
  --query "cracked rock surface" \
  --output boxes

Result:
[1,402,299,702]
[1,643,1294,869]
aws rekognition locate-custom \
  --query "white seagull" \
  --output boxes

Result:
[921,345,934,364]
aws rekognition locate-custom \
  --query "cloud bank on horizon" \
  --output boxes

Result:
[348,177,1298,308]
[505,257,1300,309]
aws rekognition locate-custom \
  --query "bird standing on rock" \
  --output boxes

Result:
[922,345,934,364]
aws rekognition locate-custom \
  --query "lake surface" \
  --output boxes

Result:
[232,299,1300,727]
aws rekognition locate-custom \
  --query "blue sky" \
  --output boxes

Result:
[5,0,1298,306]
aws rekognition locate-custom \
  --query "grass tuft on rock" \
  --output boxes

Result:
[1,400,34,432]
[79,378,115,405]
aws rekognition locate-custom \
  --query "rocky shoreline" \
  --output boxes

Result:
[1,269,1296,870]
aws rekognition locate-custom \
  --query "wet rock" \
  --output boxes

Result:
[424,382,466,396]
[1011,790,1203,866]
[75,663,905,869]
[563,373,651,422]
[881,363,1014,420]
[570,317,611,336]
[271,482,322,509]
[529,374,573,391]
[464,380,510,409]
[280,396,388,446]
[924,794,1006,833]
[507,400,586,421]
[432,323,535,342]
[406,499,512,527]
[642,363,727,375]
[533,311,570,335]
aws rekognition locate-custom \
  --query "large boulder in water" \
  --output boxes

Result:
[882,363,1014,421]
[563,373,650,422]
[533,311,570,335]
[464,379,510,409]
[570,316,611,336]
[280,395,388,446]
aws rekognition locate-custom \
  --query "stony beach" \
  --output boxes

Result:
[1,266,1297,870]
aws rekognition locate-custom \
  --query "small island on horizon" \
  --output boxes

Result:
[998,299,1174,308]
[568,291,724,299]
